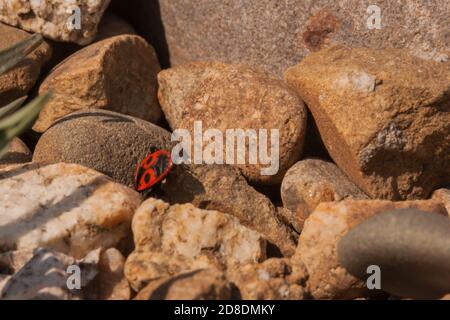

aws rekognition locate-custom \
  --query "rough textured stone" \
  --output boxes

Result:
[285,45,450,200]
[111,0,449,76]
[0,162,141,258]
[281,159,369,229]
[0,138,31,168]
[292,199,448,299]
[276,207,302,235]
[0,0,111,45]
[95,12,136,41]
[33,110,172,188]
[34,35,161,132]
[125,198,266,291]
[227,258,308,300]
[135,269,233,300]
[86,248,131,300]
[161,164,297,256]
[0,23,51,106]
[338,209,450,299]
[433,189,450,217]
[158,61,307,184]
[0,248,99,300]
[0,249,33,274]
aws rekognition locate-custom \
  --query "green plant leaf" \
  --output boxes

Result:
[0,92,52,157]
[0,96,27,119]
[0,33,43,76]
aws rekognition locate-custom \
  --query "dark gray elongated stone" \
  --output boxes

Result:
[338,209,450,299]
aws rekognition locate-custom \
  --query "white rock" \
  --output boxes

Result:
[0,248,100,300]
[0,0,111,45]
[0,163,141,258]
[125,198,266,291]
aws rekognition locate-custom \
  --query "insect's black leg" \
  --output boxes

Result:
[149,183,164,199]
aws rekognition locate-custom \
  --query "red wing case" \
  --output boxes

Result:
[135,149,173,192]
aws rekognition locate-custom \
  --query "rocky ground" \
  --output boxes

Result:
[0,1,449,300]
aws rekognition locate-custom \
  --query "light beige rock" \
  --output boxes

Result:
[292,199,448,299]
[135,269,233,300]
[158,61,307,184]
[0,162,141,258]
[0,138,31,168]
[34,35,161,132]
[0,0,111,45]
[125,198,266,291]
[281,159,369,231]
[285,45,450,200]
[0,248,99,300]
[0,23,51,106]
[227,258,308,300]
[161,164,297,256]
[432,189,450,217]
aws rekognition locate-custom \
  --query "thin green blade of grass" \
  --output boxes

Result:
[0,93,51,132]
[0,93,51,156]
[0,33,43,76]
[0,96,27,119]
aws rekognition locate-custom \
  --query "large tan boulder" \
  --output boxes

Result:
[34,35,161,132]
[285,45,450,200]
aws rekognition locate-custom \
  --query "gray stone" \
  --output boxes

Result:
[111,0,449,76]
[33,110,172,188]
[338,209,450,299]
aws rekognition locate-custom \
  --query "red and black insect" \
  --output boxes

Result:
[135,147,174,194]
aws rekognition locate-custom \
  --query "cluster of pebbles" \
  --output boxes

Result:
[0,0,449,300]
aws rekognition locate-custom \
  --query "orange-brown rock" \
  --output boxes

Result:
[158,61,307,184]
[281,159,369,230]
[291,199,447,299]
[135,269,233,300]
[0,23,51,107]
[285,45,450,200]
[34,35,161,132]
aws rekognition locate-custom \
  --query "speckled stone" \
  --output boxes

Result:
[291,199,448,299]
[111,0,449,76]
[0,162,141,258]
[158,61,307,185]
[0,23,51,107]
[338,209,450,299]
[285,45,450,200]
[0,0,111,45]
[433,189,450,217]
[0,138,31,168]
[125,198,266,291]
[227,258,308,300]
[281,159,369,227]
[0,248,100,300]
[33,110,172,188]
[34,35,161,132]
[161,164,298,256]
